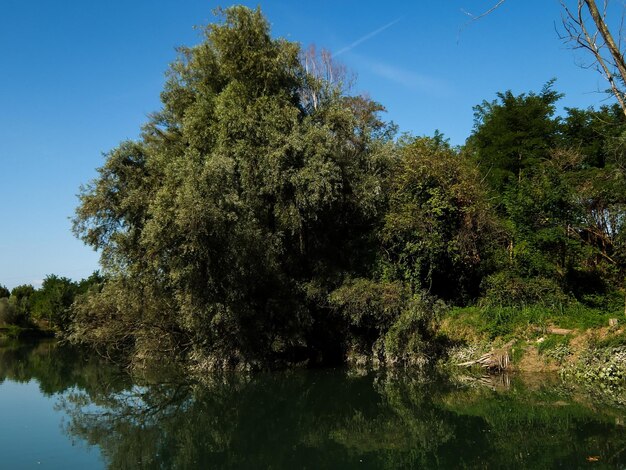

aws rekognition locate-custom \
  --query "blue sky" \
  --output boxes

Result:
[0,0,617,289]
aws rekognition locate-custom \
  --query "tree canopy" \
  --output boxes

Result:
[71,6,397,369]
[67,6,626,370]
[0,285,9,299]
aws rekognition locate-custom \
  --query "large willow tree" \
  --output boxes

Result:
[71,7,393,369]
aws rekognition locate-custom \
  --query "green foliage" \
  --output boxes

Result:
[0,276,102,334]
[329,279,443,366]
[382,295,446,366]
[11,284,35,300]
[30,275,78,331]
[71,6,394,368]
[501,154,583,279]
[4,325,22,339]
[478,271,585,339]
[71,277,178,362]
[590,330,626,349]
[566,346,626,387]
[10,284,35,319]
[61,12,626,368]
[468,80,562,191]
[0,294,33,327]
[329,279,408,332]
[447,301,618,342]
[481,273,568,309]
[465,81,626,335]
[551,303,618,329]
[561,104,625,168]
[0,298,21,326]
[536,334,571,363]
[381,135,498,302]
[479,305,549,339]
[329,279,445,366]
[0,285,9,299]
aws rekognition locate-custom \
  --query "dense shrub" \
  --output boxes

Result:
[329,280,444,366]
[481,272,568,309]
[381,294,446,367]
[0,298,27,327]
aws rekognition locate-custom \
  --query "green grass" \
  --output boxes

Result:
[550,303,618,329]
[589,330,626,350]
[537,334,570,354]
[536,334,571,363]
[442,306,488,343]
[445,301,621,341]
[509,340,528,363]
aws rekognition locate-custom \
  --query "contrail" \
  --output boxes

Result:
[333,17,403,57]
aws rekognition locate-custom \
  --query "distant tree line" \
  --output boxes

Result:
[66,6,626,370]
[0,272,103,331]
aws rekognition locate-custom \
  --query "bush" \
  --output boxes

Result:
[481,273,568,309]
[330,280,445,367]
[565,346,626,387]
[0,298,26,326]
[382,294,446,367]
[329,279,409,332]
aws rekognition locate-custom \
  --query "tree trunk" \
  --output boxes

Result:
[583,0,626,118]
[584,0,626,86]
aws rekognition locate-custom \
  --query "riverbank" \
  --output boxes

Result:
[440,307,626,390]
[0,325,55,340]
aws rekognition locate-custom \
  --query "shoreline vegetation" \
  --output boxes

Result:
[3,7,626,389]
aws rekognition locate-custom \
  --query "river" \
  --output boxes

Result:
[0,339,625,468]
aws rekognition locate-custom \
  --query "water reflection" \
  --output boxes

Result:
[2,340,626,469]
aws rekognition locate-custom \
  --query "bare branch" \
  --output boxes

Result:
[457,1,507,43]
[558,0,626,116]
[461,0,626,116]
[299,44,353,113]
[585,0,626,82]
[461,0,507,21]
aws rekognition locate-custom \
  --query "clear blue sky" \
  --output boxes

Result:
[0,0,617,289]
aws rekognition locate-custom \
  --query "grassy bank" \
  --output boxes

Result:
[440,302,626,389]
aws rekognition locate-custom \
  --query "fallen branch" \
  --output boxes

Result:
[457,340,514,371]
[533,326,574,335]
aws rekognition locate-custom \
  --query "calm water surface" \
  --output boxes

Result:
[1,340,625,469]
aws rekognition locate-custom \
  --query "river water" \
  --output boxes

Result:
[1,339,625,469]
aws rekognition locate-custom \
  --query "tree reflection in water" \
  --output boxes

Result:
[2,340,626,469]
